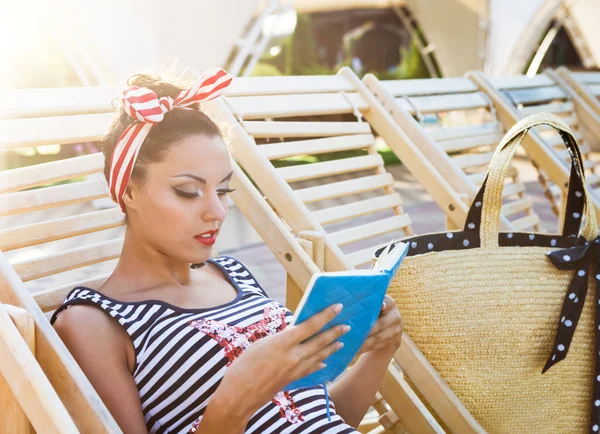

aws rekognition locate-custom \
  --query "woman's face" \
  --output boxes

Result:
[126,134,233,264]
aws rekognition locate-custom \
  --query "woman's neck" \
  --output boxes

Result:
[104,228,198,296]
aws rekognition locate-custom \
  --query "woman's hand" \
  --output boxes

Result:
[202,303,349,429]
[358,295,403,355]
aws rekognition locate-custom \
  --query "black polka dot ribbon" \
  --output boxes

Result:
[545,237,600,433]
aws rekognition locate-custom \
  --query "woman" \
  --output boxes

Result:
[52,68,403,434]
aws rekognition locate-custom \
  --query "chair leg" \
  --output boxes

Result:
[0,303,78,434]
[0,305,34,434]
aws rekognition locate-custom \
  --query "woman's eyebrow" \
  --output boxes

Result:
[172,171,233,184]
[173,174,207,184]
[220,171,233,183]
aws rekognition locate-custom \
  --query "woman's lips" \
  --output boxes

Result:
[194,230,218,246]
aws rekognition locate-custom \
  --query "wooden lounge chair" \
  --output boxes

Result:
[362,74,546,230]
[554,67,600,128]
[206,68,488,433]
[469,70,600,217]
[0,87,326,433]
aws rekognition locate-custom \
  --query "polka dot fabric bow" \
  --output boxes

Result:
[109,67,233,211]
[545,237,600,432]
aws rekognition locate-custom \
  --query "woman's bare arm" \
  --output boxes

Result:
[54,305,148,434]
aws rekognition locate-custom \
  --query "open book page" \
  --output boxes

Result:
[373,241,409,276]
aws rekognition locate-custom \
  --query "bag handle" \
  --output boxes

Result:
[476,113,597,248]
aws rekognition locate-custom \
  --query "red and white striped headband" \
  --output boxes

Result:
[109,67,233,211]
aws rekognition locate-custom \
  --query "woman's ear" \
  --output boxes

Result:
[121,183,139,212]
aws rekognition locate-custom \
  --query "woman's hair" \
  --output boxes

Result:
[101,74,223,185]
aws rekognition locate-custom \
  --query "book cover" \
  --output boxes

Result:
[283,241,409,391]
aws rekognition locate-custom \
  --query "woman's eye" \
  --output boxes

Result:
[217,188,236,197]
[172,187,199,199]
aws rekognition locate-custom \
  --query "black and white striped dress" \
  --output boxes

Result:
[51,256,357,434]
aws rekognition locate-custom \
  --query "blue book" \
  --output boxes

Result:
[282,241,409,418]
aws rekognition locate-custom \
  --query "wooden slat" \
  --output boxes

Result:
[295,173,395,203]
[0,305,34,434]
[1,179,109,217]
[505,86,567,105]
[519,101,574,117]
[243,121,371,138]
[583,159,598,171]
[395,92,489,115]
[11,238,123,282]
[259,134,375,160]
[276,154,383,183]
[347,241,394,267]
[0,113,114,150]
[468,166,518,185]
[225,75,355,96]
[502,182,526,198]
[0,305,79,433]
[329,214,412,246]
[588,174,600,186]
[0,208,124,251]
[224,93,368,119]
[427,122,503,142]
[440,132,504,153]
[545,132,584,148]
[588,84,600,97]
[488,75,555,90]
[452,151,495,170]
[34,274,111,313]
[0,88,117,120]
[379,78,477,97]
[511,214,541,231]
[560,115,578,128]
[501,197,534,217]
[0,153,104,194]
[572,72,600,85]
[313,193,403,225]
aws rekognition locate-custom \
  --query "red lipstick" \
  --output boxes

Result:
[194,230,218,246]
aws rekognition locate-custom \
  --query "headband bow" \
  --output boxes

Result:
[109,67,233,211]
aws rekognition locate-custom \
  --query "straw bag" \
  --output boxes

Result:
[381,113,600,433]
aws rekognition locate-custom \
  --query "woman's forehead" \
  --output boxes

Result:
[159,135,231,177]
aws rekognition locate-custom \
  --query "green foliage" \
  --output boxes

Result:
[271,147,400,169]
[368,38,429,80]
[250,62,283,77]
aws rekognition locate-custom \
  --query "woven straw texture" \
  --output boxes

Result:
[387,114,596,433]
[389,247,594,433]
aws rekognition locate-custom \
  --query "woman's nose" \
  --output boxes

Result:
[201,191,227,222]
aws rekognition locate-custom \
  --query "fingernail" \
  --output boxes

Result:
[336,341,344,349]
[320,363,327,369]
[333,303,343,313]
[342,325,351,333]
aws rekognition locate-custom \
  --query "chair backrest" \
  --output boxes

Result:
[209,71,476,270]
[1,85,330,432]
[207,70,485,433]
[369,76,544,232]
[1,88,125,312]
[485,72,600,196]
[0,88,124,431]
[217,74,416,269]
[558,68,600,106]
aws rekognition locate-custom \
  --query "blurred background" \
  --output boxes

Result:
[2,0,599,298]
[2,0,599,168]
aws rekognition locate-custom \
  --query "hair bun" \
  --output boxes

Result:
[126,74,183,100]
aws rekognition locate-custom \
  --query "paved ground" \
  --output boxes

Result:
[3,155,558,306]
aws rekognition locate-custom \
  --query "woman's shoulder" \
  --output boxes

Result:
[209,255,269,298]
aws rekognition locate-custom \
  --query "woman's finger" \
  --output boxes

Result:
[290,304,343,344]
[308,340,344,366]
[302,324,350,355]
